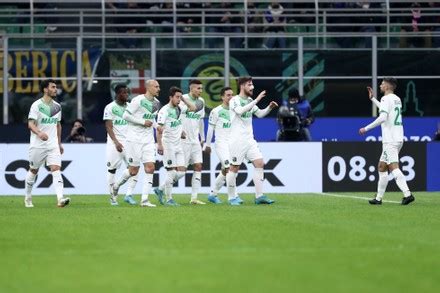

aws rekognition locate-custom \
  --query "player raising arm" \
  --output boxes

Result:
[359,78,415,205]
[226,76,278,206]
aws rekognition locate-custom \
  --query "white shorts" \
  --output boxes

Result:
[106,142,129,170]
[380,142,403,165]
[183,142,203,166]
[215,142,230,169]
[163,143,185,168]
[229,139,263,166]
[125,141,156,167]
[29,147,61,169]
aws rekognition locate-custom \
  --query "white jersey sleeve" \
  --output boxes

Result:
[379,96,391,116]
[126,97,140,116]
[28,102,39,121]
[103,103,113,121]
[178,101,188,115]
[157,106,168,125]
[230,96,240,113]
[208,107,219,126]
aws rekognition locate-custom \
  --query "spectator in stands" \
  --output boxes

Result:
[244,0,263,47]
[247,0,263,34]
[153,2,174,33]
[276,89,314,141]
[106,1,145,48]
[327,2,355,48]
[355,1,383,48]
[43,2,101,34]
[205,2,243,48]
[262,1,287,49]
[118,1,144,48]
[176,2,203,47]
[64,119,94,143]
[286,1,315,25]
[399,2,432,48]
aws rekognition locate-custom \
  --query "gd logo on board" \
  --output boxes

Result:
[181,54,249,110]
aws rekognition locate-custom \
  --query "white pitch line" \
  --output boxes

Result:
[314,192,401,204]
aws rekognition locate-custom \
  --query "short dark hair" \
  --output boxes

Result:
[114,84,128,94]
[169,86,183,97]
[189,79,202,86]
[383,77,397,90]
[72,118,84,127]
[220,87,233,97]
[237,76,252,87]
[40,79,56,93]
[288,88,300,99]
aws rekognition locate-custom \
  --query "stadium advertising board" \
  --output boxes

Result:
[427,143,440,191]
[0,143,322,195]
[0,49,101,94]
[322,142,427,192]
[247,118,439,142]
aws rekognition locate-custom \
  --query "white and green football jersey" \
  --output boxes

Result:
[157,103,187,145]
[180,94,205,144]
[379,93,404,143]
[125,94,161,144]
[28,98,61,149]
[229,95,260,141]
[208,104,231,145]
[103,101,129,144]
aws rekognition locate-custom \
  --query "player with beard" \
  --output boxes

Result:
[25,79,70,208]
[226,76,278,205]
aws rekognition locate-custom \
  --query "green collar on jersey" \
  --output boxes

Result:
[40,97,54,105]
[114,100,127,107]
[188,94,198,101]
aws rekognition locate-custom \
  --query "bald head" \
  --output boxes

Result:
[145,79,160,98]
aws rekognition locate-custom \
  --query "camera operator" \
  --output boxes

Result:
[64,119,94,143]
[276,89,314,141]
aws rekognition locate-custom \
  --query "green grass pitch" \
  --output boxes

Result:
[1,192,439,293]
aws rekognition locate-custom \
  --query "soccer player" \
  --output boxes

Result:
[110,80,161,207]
[204,87,234,204]
[25,79,70,208]
[154,86,196,206]
[226,76,278,205]
[359,78,415,205]
[103,84,138,205]
[181,79,207,205]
